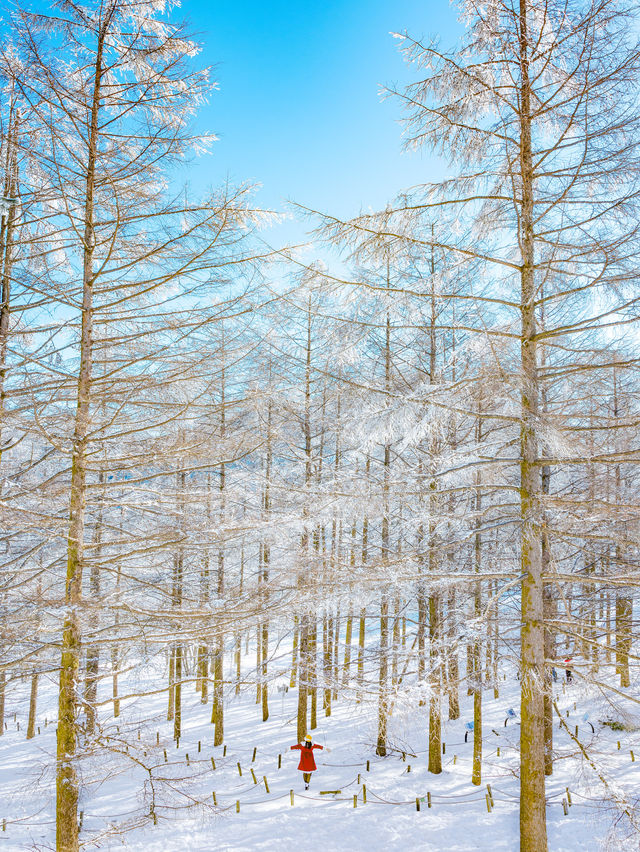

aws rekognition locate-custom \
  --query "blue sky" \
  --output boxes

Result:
[186,0,462,246]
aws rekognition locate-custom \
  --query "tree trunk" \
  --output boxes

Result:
[518,1,547,845]
[376,595,389,756]
[167,647,175,721]
[27,670,38,740]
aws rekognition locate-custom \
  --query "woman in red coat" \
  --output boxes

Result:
[291,734,324,789]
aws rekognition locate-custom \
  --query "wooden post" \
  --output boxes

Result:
[427,792,431,808]
[485,793,492,812]
[250,768,257,785]
[212,791,217,806]
[416,797,420,811]
[237,762,242,776]
[290,790,294,806]
[252,747,257,762]
[366,760,370,771]
[362,784,367,803]
[353,795,357,808]
[562,799,568,816]
[223,745,227,756]
[211,757,216,770]
[278,754,282,769]
[198,740,201,753]
[236,800,240,813]
[263,776,270,793]
[163,749,167,763]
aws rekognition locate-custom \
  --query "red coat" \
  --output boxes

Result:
[291,742,323,771]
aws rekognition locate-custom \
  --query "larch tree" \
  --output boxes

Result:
[6,1,266,848]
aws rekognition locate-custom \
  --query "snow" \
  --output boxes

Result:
[0,652,638,851]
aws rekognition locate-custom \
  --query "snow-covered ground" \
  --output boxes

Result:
[1,654,638,851]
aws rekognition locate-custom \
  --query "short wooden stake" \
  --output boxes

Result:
[427,792,431,808]
[290,790,294,806]
[2,819,6,831]
[562,798,568,816]
[415,797,420,811]
[263,776,270,793]
[366,760,370,772]
[357,773,361,784]
[407,764,411,773]
[362,784,367,804]
[618,741,621,750]
[186,753,190,765]
[575,725,578,737]
[497,747,500,757]
[212,792,217,806]
[252,746,257,762]
[237,762,242,777]
[176,738,180,749]
[487,784,493,803]
[236,800,240,813]
[353,795,357,808]
[631,750,635,762]
[156,731,160,744]
[211,757,216,770]
[442,742,446,754]
[223,745,227,756]
[485,794,492,813]
[402,751,406,761]
[566,787,572,806]
[453,755,457,765]
[250,768,257,785]
[198,740,201,753]
[278,754,282,769]
[163,749,167,763]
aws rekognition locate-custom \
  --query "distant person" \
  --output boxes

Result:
[291,734,324,790]
[564,658,573,683]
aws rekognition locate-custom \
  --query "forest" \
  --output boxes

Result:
[0,0,639,850]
